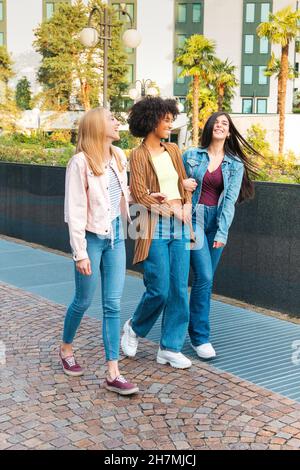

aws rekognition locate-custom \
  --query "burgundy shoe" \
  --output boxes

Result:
[59,350,83,377]
[106,375,139,395]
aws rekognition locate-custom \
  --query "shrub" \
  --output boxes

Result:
[246,124,300,184]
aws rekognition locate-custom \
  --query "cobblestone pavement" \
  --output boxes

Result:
[1,282,300,451]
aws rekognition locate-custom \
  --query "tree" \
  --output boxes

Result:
[34,0,129,111]
[0,46,19,131]
[211,58,238,111]
[257,6,300,153]
[175,35,216,146]
[15,77,32,110]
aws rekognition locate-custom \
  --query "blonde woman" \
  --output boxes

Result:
[60,107,139,395]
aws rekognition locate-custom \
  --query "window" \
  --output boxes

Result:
[176,66,185,84]
[261,3,270,22]
[192,4,201,23]
[126,64,134,84]
[46,2,54,19]
[245,3,255,23]
[245,35,254,54]
[177,4,187,23]
[0,32,3,46]
[0,2,3,21]
[177,34,187,48]
[242,99,253,113]
[259,66,268,85]
[126,3,134,22]
[112,3,134,21]
[244,66,253,84]
[260,37,269,54]
[257,99,267,113]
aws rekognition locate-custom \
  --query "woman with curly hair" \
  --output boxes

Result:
[121,96,194,369]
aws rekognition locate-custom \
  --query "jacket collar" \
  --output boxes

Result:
[200,147,236,164]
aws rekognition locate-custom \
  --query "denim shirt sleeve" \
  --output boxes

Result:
[214,163,244,245]
[182,149,195,177]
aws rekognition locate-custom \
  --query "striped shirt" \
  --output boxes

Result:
[108,163,122,222]
[129,141,192,264]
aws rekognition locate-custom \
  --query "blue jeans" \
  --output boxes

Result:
[131,216,190,352]
[63,217,126,361]
[189,205,224,346]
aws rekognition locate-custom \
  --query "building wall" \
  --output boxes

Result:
[2,0,299,114]
[203,0,243,113]
[136,0,174,97]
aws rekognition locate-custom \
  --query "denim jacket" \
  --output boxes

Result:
[182,147,244,245]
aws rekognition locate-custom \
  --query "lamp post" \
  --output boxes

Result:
[79,3,141,108]
[129,79,159,101]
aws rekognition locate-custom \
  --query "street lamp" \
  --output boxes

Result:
[79,4,141,108]
[129,79,159,101]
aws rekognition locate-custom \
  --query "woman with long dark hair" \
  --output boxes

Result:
[182,111,258,359]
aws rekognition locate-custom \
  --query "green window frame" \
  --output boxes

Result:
[258,65,268,85]
[260,3,270,21]
[245,35,254,53]
[174,1,204,97]
[46,2,55,19]
[192,4,201,23]
[242,98,253,113]
[0,0,5,46]
[241,1,272,100]
[176,66,185,84]
[177,34,187,48]
[259,37,269,53]
[126,64,134,84]
[245,3,255,22]
[257,98,267,113]
[244,65,253,84]
[177,4,187,23]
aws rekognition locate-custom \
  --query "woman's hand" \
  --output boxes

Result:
[150,192,168,203]
[183,178,197,192]
[76,258,92,276]
[173,204,192,225]
[213,241,225,249]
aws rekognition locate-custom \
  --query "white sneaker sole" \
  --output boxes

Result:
[121,335,138,358]
[105,384,139,395]
[157,357,192,369]
[191,344,216,359]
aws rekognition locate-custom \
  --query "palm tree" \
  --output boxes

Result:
[257,6,300,154]
[175,35,215,146]
[212,58,238,111]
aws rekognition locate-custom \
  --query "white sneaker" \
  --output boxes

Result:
[156,348,192,369]
[192,342,216,359]
[121,319,139,357]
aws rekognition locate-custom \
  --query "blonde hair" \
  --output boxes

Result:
[76,107,123,176]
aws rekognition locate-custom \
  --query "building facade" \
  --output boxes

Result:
[2,0,300,114]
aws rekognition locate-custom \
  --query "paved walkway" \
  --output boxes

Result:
[1,238,300,450]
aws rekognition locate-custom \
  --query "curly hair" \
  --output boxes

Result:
[128,96,179,138]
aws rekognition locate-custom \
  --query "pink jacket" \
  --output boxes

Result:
[64,146,131,261]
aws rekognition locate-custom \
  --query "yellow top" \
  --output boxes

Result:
[151,151,181,201]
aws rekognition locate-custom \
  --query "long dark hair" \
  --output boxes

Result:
[201,112,259,202]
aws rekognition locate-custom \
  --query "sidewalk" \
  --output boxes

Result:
[1,238,300,450]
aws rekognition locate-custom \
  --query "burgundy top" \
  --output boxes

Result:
[199,164,224,206]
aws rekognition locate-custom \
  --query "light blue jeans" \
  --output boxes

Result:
[63,217,126,361]
[189,205,224,346]
[131,216,191,352]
